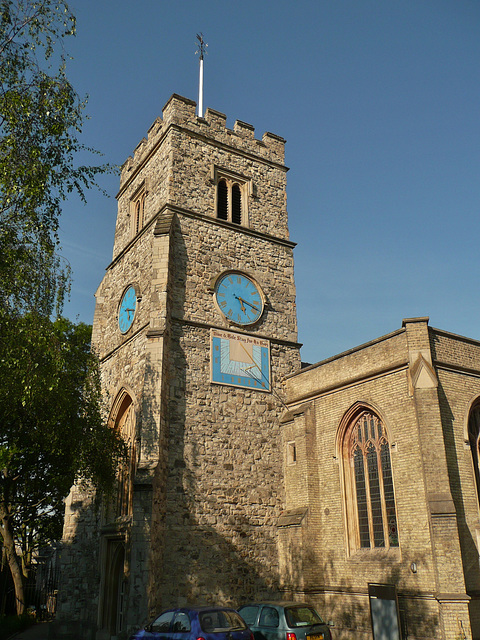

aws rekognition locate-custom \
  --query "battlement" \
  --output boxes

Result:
[120,93,286,188]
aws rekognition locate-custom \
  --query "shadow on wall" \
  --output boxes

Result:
[282,540,441,640]
[436,381,480,639]
[142,217,285,620]
[57,213,291,637]
[55,490,104,635]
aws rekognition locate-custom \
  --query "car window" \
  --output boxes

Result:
[223,610,248,630]
[285,607,324,627]
[152,611,175,632]
[173,612,191,632]
[259,607,279,628]
[238,606,259,626]
[200,610,247,632]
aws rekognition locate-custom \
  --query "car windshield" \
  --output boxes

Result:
[285,607,324,627]
[200,610,248,633]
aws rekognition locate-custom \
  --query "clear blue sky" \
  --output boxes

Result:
[60,0,480,364]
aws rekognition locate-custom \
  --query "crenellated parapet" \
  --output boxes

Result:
[120,94,286,189]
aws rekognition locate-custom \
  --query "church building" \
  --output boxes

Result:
[57,95,480,640]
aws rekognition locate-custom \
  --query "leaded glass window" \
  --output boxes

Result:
[349,412,399,549]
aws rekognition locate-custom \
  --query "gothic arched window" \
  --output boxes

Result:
[106,392,137,521]
[342,409,399,551]
[130,182,147,238]
[468,400,480,507]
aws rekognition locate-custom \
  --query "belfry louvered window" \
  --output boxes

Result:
[217,179,228,220]
[134,195,144,234]
[130,182,147,238]
[216,177,245,225]
[232,184,242,224]
[347,411,399,550]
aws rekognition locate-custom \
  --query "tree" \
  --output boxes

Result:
[0,0,111,316]
[0,314,124,615]
[0,1,122,615]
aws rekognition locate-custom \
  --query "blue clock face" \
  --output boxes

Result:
[215,272,264,325]
[118,286,137,333]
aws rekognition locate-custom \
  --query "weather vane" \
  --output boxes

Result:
[195,33,208,118]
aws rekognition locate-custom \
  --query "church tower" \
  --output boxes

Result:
[59,94,301,639]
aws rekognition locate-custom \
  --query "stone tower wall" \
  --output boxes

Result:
[59,94,301,639]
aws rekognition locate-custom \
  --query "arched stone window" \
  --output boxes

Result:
[134,195,144,235]
[215,173,247,225]
[341,408,399,551]
[130,182,148,238]
[468,399,480,507]
[107,391,137,520]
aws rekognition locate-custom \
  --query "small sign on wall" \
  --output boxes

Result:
[210,328,270,391]
[368,583,402,640]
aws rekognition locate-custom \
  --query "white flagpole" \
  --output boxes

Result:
[196,33,207,118]
[198,55,204,118]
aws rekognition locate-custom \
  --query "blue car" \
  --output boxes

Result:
[129,605,255,640]
[237,602,332,640]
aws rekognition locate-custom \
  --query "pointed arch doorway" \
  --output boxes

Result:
[101,537,125,638]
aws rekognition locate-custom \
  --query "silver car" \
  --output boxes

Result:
[238,602,332,640]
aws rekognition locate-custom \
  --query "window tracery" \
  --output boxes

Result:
[106,392,137,521]
[343,409,399,551]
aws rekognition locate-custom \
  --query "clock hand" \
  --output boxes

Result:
[237,296,259,312]
[234,295,247,313]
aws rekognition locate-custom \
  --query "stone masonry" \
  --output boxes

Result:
[58,94,301,640]
[58,93,480,640]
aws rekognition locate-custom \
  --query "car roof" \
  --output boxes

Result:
[239,602,313,608]
[172,605,239,612]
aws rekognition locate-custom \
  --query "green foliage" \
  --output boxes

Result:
[0,313,125,560]
[0,1,122,614]
[0,0,115,316]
